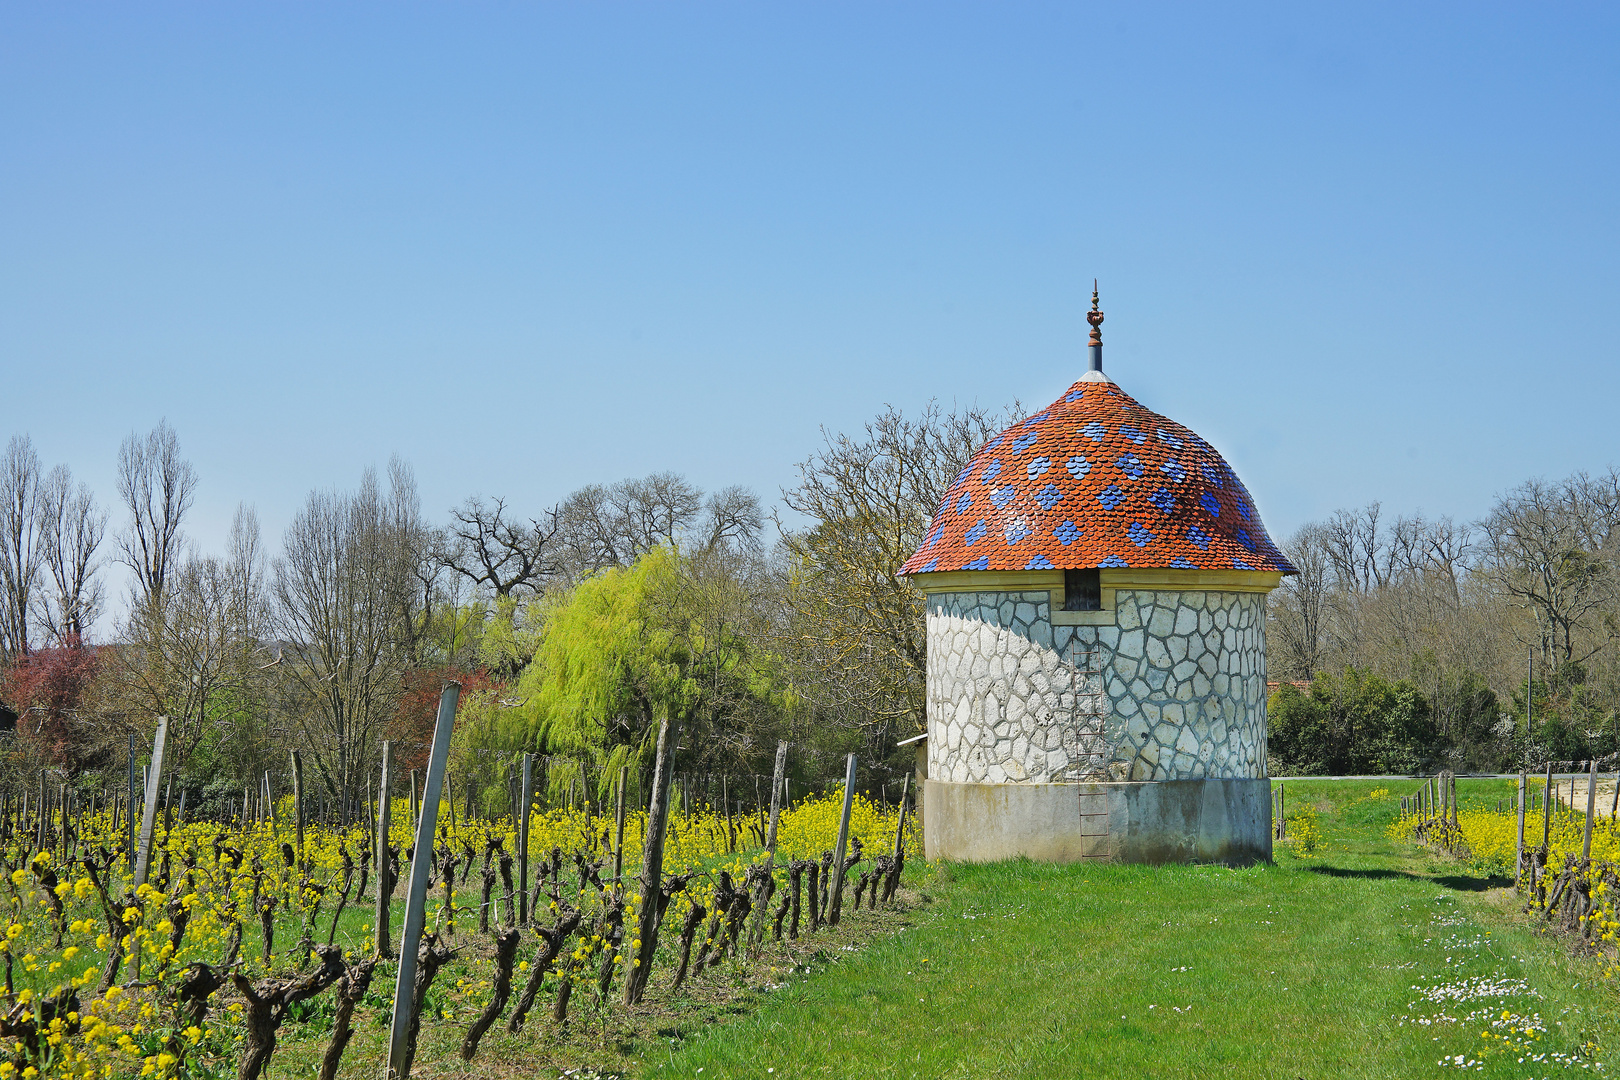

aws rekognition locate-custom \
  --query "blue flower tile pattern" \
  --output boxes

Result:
[898,375,1297,576]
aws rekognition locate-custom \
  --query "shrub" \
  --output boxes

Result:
[1288,807,1322,855]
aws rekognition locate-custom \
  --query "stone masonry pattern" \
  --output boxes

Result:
[926,588,1267,784]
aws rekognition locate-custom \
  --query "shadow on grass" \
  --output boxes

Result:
[1303,864,1513,892]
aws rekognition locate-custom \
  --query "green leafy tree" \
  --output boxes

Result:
[488,544,791,801]
[1268,667,1436,774]
[1267,683,1331,774]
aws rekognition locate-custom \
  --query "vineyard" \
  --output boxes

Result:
[0,786,918,1080]
[1392,771,1620,972]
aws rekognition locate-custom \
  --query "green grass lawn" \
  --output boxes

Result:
[655,780,1620,1079]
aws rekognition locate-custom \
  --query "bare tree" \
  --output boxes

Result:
[274,464,421,811]
[117,420,197,607]
[1268,522,1331,681]
[0,436,44,661]
[1322,503,1387,594]
[780,400,1014,734]
[35,465,107,645]
[439,496,559,597]
[225,504,269,622]
[98,505,270,774]
[1269,471,1620,752]
[615,472,704,556]
[1481,470,1620,678]
[553,472,754,581]
[700,485,764,557]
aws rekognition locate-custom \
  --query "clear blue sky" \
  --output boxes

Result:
[4,3,1617,598]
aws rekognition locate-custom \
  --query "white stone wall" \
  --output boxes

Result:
[925,588,1268,783]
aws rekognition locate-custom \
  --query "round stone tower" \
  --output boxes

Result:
[899,290,1295,864]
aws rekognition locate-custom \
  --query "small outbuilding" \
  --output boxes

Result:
[898,291,1295,864]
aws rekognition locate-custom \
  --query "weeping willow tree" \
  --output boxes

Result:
[473,543,789,803]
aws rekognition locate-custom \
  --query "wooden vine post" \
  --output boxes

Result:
[375,741,394,958]
[613,764,629,882]
[132,715,170,890]
[265,770,282,833]
[1515,771,1527,885]
[1584,757,1598,862]
[126,733,137,868]
[387,682,460,1080]
[722,775,733,853]
[291,750,306,863]
[409,771,419,834]
[291,748,309,947]
[827,753,857,926]
[766,741,788,852]
[1542,762,1554,851]
[745,741,791,954]
[518,752,532,924]
[623,711,681,1005]
[892,772,911,858]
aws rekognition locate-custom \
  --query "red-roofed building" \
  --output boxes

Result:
[899,378,1295,577]
[901,290,1293,865]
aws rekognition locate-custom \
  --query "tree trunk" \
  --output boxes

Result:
[670,902,706,991]
[231,947,345,1080]
[508,907,581,1034]
[460,927,520,1061]
[318,959,376,1080]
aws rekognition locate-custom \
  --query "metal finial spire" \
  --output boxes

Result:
[1086,280,1105,373]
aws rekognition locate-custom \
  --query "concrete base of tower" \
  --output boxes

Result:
[923,778,1272,866]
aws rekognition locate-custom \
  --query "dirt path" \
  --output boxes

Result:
[1554,776,1620,817]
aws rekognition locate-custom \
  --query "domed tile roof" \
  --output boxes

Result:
[900,377,1296,576]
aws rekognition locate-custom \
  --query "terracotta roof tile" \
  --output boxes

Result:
[899,378,1297,576]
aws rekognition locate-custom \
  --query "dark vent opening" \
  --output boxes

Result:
[1063,568,1101,611]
